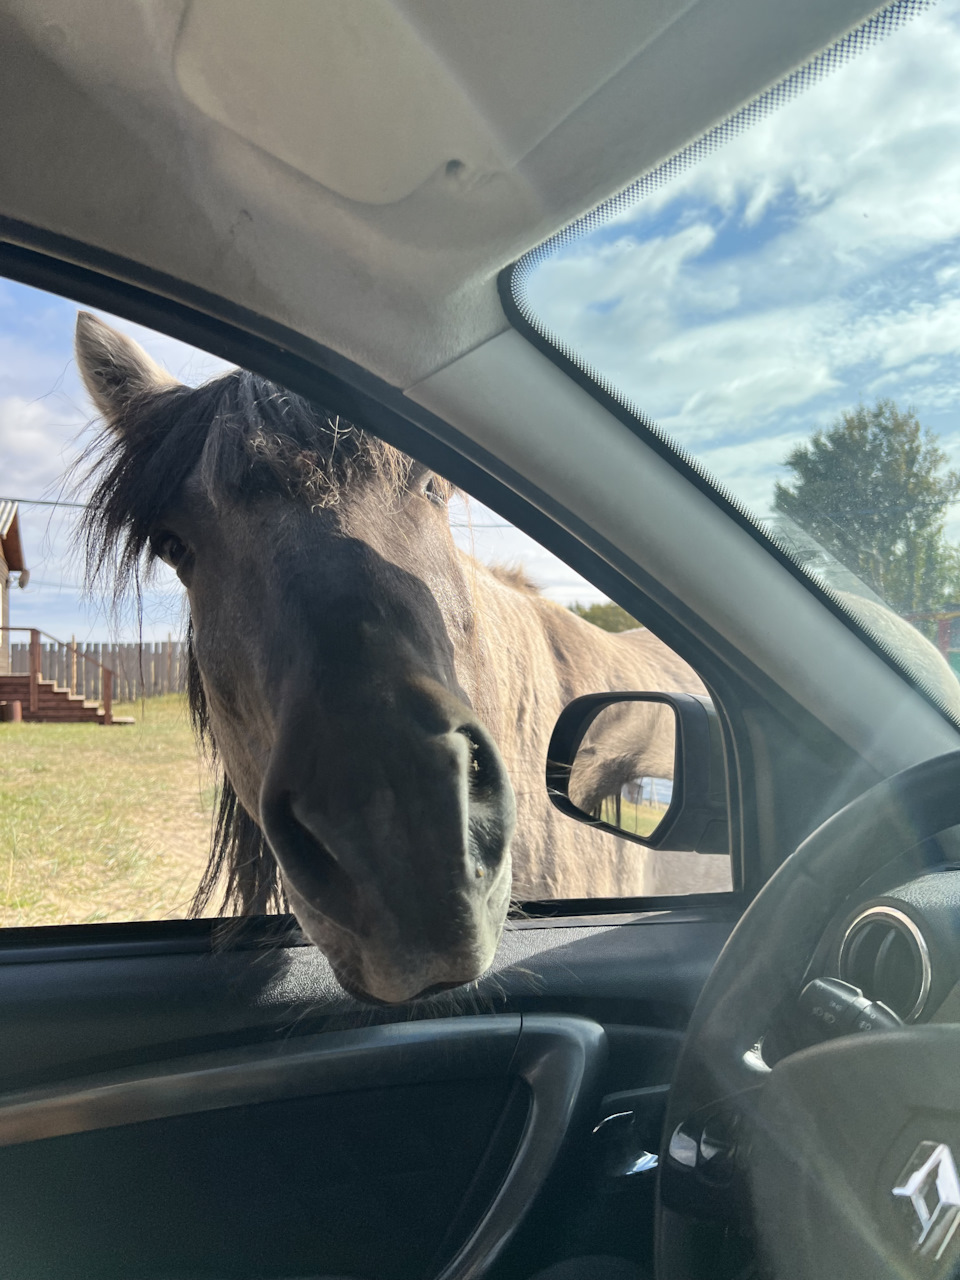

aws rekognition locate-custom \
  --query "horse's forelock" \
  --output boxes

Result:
[79,369,412,602]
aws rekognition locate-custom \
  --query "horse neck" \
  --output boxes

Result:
[463,559,703,730]
[459,559,578,751]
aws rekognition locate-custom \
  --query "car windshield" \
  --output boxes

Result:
[513,0,960,705]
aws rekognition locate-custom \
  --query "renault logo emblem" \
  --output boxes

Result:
[892,1141,960,1259]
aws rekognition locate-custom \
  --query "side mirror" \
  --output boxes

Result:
[545,692,729,854]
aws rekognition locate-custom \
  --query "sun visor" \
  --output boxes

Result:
[174,0,688,205]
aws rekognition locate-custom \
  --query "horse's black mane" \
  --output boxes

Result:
[82,368,406,597]
[81,369,409,921]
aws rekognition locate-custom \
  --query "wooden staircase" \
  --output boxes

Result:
[0,627,133,725]
[0,674,117,724]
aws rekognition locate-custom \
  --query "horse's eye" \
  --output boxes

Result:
[152,532,189,569]
[423,477,446,506]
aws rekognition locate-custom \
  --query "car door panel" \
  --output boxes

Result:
[0,1014,612,1280]
[0,909,738,1092]
[0,909,737,1277]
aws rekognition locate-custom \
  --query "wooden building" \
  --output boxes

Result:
[0,501,28,675]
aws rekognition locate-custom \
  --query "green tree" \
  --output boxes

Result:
[774,399,960,614]
[569,601,641,632]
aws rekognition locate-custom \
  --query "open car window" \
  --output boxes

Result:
[0,279,731,930]
[508,0,960,721]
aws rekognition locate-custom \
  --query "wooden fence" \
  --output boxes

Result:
[10,639,188,702]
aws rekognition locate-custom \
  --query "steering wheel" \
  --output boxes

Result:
[655,749,960,1280]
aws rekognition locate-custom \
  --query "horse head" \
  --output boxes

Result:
[75,312,516,1003]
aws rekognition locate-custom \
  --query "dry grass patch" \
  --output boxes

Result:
[0,694,217,927]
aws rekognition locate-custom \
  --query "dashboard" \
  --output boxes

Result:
[804,855,960,1033]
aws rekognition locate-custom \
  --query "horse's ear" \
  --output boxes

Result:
[75,311,180,425]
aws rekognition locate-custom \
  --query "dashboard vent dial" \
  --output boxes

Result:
[838,906,931,1022]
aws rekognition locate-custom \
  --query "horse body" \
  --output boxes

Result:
[76,313,714,1000]
[467,566,706,898]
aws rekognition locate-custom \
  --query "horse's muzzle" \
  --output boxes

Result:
[258,683,516,1003]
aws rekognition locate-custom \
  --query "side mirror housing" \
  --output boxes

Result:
[545,692,729,854]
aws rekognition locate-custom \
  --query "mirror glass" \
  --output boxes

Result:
[567,700,677,841]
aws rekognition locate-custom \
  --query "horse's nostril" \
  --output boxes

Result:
[260,790,359,928]
[458,726,500,800]
[455,723,514,876]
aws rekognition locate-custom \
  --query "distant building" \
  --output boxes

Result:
[0,501,28,675]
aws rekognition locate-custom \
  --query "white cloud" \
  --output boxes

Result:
[691,431,809,515]
[524,0,960,549]
[0,396,84,491]
[627,1,960,228]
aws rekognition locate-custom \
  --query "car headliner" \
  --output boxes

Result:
[2,0,958,782]
[2,0,886,384]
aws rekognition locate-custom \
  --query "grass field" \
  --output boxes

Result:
[0,694,218,927]
[598,794,668,837]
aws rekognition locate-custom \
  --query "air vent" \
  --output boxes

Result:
[839,906,931,1022]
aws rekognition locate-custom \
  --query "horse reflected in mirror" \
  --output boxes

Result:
[568,700,678,838]
[76,312,717,1003]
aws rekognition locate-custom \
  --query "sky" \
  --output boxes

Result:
[523,0,960,559]
[0,285,605,644]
